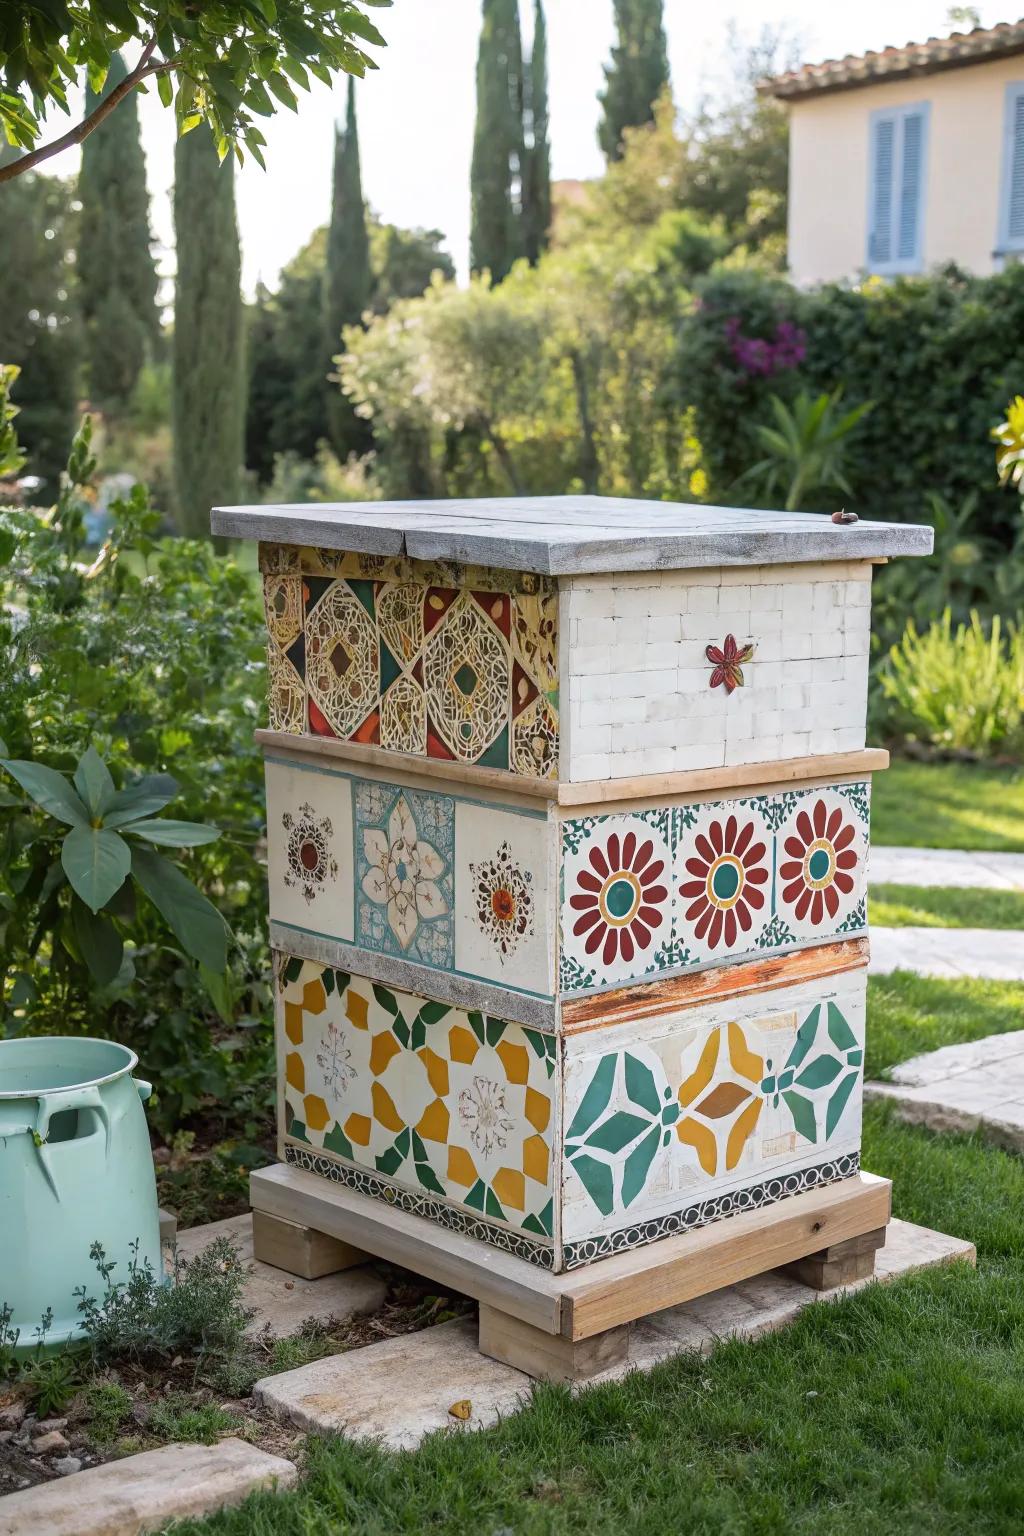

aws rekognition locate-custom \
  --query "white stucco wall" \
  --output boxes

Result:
[786,54,1024,285]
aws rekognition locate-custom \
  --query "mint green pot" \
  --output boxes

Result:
[0,1037,160,1354]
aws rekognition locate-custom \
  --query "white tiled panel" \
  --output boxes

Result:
[561,560,872,781]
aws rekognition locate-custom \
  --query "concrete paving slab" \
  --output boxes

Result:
[175,1212,388,1338]
[867,1028,1024,1150]
[885,1030,1024,1088]
[254,1217,973,1450]
[0,1438,297,1536]
[869,926,1024,980]
[869,846,1024,891]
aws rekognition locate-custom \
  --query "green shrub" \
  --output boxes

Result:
[76,1238,253,1369]
[675,262,1024,542]
[0,411,274,1141]
[740,388,872,511]
[879,610,1024,758]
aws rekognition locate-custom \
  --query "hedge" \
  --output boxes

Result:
[674,263,1024,542]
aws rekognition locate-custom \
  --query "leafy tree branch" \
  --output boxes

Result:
[0,1,391,185]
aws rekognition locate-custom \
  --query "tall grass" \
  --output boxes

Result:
[880,609,1024,757]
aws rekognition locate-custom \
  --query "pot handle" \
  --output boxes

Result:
[33,1087,112,1167]
[135,1078,153,1102]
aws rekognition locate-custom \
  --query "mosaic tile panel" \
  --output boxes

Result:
[354,780,455,971]
[266,758,353,936]
[259,544,559,779]
[560,969,866,1252]
[561,1153,860,1270]
[265,756,554,1002]
[277,956,556,1248]
[559,781,869,994]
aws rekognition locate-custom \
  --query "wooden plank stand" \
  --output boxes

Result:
[252,1164,891,1383]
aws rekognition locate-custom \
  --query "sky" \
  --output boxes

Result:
[56,0,1010,297]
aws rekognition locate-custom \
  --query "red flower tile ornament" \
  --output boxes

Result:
[706,634,754,693]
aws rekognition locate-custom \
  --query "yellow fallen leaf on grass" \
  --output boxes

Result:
[448,1399,472,1421]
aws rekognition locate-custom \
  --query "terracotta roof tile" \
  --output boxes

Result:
[765,19,1024,100]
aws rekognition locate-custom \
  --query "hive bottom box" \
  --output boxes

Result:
[275,953,866,1275]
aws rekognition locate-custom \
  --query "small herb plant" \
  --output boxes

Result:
[0,1300,85,1414]
[0,743,227,985]
[75,1238,253,1370]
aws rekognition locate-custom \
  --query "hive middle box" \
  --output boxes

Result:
[214,495,932,1294]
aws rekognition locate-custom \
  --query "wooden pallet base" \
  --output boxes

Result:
[251,1164,891,1379]
[251,1209,370,1281]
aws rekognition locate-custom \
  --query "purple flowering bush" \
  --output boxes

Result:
[724,316,806,377]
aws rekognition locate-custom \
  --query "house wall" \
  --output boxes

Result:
[787,54,1024,285]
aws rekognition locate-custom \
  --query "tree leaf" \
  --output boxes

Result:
[131,845,228,972]
[71,895,124,986]
[344,12,386,45]
[73,745,116,818]
[103,773,178,828]
[0,759,89,826]
[199,962,235,1024]
[123,819,221,847]
[266,72,298,111]
[244,79,274,116]
[61,825,131,913]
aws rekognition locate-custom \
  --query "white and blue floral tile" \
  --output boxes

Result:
[355,780,455,971]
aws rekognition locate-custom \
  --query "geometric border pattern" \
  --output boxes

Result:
[284,1143,555,1268]
[561,1152,861,1269]
[284,1146,860,1272]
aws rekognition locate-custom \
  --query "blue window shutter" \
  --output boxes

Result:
[869,115,895,266]
[868,103,928,272]
[897,110,924,262]
[1007,89,1024,243]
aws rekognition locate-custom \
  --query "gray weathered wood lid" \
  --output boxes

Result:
[211,495,934,576]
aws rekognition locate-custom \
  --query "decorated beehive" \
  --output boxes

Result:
[214,497,931,1374]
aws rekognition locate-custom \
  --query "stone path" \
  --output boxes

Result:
[255,1217,974,1451]
[175,1212,387,1337]
[870,846,1024,890]
[0,1439,297,1536]
[869,925,1024,980]
[867,1031,1024,1152]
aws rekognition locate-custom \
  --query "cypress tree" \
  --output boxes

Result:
[323,78,372,458]
[0,148,77,492]
[470,0,526,281]
[77,52,160,408]
[172,123,244,538]
[523,0,551,265]
[598,0,671,162]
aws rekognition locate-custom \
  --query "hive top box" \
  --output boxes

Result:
[215,496,932,790]
[212,495,932,576]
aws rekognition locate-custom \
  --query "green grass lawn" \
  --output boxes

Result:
[866,972,1024,1078]
[870,760,1024,851]
[173,1107,1024,1536]
[176,968,1024,1536]
[869,884,1024,931]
